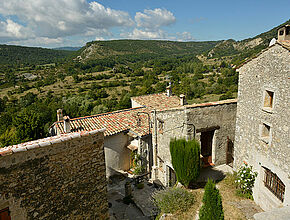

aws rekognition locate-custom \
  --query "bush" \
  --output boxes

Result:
[153,187,195,214]
[199,179,224,220]
[170,138,200,188]
[136,183,144,189]
[235,162,257,199]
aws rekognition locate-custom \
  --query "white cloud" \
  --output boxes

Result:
[7,37,63,47]
[122,8,176,40]
[121,28,167,40]
[0,19,30,41]
[135,8,176,30]
[176,32,195,41]
[0,0,133,43]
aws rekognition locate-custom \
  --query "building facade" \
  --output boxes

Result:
[234,36,290,210]
[150,100,237,186]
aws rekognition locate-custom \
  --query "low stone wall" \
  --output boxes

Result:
[0,130,108,220]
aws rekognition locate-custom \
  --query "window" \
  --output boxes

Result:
[158,119,164,134]
[0,207,11,220]
[263,90,274,109]
[263,167,285,202]
[260,123,272,144]
[279,30,284,35]
[261,123,270,138]
[286,26,290,35]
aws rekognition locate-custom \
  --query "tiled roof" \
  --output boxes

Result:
[0,129,105,157]
[131,93,181,110]
[52,107,150,137]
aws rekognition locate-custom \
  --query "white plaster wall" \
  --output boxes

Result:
[104,133,130,177]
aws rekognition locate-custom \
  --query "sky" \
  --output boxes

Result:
[0,0,289,48]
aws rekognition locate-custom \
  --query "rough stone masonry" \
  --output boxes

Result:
[0,129,108,220]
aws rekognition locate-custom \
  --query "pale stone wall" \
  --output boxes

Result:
[234,44,290,210]
[104,133,130,177]
[152,101,237,186]
[131,99,143,108]
[0,130,108,220]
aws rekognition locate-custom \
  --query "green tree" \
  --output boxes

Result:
[170,138,200,188]
[13,109,42,142]
[199,179,224,220]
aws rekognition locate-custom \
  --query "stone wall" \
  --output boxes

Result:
[0,130,108,220]
[151,100,237,185]
[234,44,290,210]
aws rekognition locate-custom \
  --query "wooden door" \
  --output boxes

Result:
[226,136,234,167]
[201,130,214,166]
[168,166,177,187]
[0,208,11,220]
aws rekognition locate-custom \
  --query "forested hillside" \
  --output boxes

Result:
[0,45,74,65]
[207,19,290,64]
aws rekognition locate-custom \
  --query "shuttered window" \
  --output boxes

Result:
[264,167,285,202]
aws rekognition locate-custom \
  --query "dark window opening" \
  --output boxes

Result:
[286,26,290,35]
[263,167,285,202]
[0,207,11,220]
[279,30,284,35]
[261,123,270,138]
[158,120,164,134]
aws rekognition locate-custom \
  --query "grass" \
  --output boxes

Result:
[218,174,247,220]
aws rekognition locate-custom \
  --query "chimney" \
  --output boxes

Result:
[277,25,290,42]
[180,94,186,106]
[166,84,172,97]
[57,109,63,121]
[63,116,71,133]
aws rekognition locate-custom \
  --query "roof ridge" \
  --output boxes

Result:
[131,93,167,99]
[54,106,147,123]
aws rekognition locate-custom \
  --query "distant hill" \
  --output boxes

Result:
[53,47,81,51]
[78,40,220,62]
[0,45,74,65]
[207,20,290,60]
[1,20,289,67]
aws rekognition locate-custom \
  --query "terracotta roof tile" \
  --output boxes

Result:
[131,93,181,110]
[52,107,150,137]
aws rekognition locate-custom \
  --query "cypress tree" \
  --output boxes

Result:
[170,138,200,188]
[199,179,224,220]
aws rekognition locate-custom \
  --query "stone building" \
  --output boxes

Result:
[50,107,151,177]
[0,129,108,219]
[234,26,290,211]
[149,99,237,186]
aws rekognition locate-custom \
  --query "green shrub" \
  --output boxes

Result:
[136,183,144,189]
[153,187,195,214]
[235,162,257,199]
[199,179,224,220]
[170,138,200,188]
